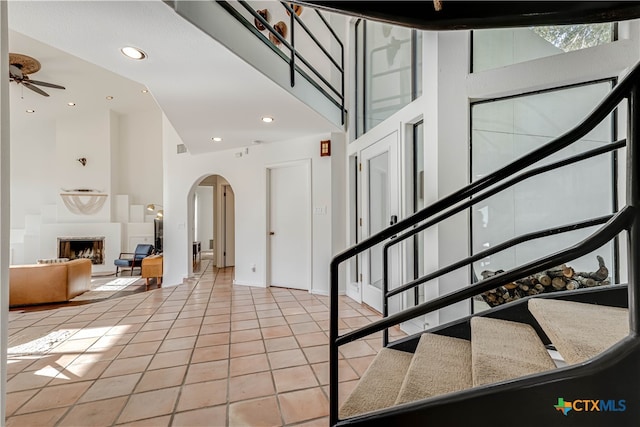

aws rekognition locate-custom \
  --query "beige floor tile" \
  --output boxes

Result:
[290,321,322,334]
[278,387,329,424]
[58,396,128,427]
[264,336,299,352]
[339,340,376,358]
[231,311,258,321]
[293,416,330,426]
[200,322,231,334]
[230,328,263,343]
[148,349,192,370]
[231,319,260,331]
[5,407,67,427]
[173,405,227,427]
[176,379,227,411]
[135,365,187,392]
[115,415,172,426]
[50,359,111,384]
[229,340,264,358]
[302,345,329,364]
[185,359,229,384]
[158,336,197,353]
[261,325,293,339]
[285,314,314,324]
[229,353,270,377]
[5,389,38,417]
[346,355,376,376]
[102,355,152,377]
[196,332,231,347]
[80,373,142,402]
[117,341,162,359]
[130,329,168,343]
[268,348,308,369]
[192,344,229,363]
[273,365,319,393]
[117,387,181,424]
[166,325,201,339]
[295,331,328,348]
[229,396,282,427]
[6,371,53,393]
[259,316,288,327]
[16,381,92,415]
[229,371,275,402]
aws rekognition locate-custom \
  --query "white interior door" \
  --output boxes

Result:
[223,185,235,267]
[361,132,399,312]
[268,162,310,290]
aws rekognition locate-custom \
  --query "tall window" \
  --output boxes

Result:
[470,81,617,281]
[355,20,423,137]
[412,121,425,305]
[473,23,615,72]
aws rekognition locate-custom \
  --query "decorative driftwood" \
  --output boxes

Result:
[480,256,611,307]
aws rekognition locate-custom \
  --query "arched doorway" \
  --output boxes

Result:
[194,175,235,268]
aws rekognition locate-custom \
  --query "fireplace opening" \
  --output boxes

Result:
[58,237,105,265]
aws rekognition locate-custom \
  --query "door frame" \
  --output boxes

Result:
[265,159,312,291]
[359,131,400,312]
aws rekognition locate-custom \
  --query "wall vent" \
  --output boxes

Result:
[177,144,187,154]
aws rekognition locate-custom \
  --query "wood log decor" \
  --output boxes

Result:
[480,256,611,307]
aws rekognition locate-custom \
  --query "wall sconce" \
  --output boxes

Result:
[146,203,164,218]
[320,140,331,157]
[77,157,87,166]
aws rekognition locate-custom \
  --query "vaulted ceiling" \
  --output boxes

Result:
[8,1,340,155]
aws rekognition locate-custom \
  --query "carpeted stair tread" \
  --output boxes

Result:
[395,333,472,405]
[471,316,555,387]
[339,347,413,418]
[529,298,628,364]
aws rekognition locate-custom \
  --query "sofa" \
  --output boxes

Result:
[9,258,92,306]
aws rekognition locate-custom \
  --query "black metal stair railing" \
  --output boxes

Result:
[218,1,346,124]
[329,60,640,426]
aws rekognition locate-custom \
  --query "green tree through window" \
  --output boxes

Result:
[532,23,613,52]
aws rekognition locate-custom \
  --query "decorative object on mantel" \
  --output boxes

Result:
[146,203,164,218]
[479,256,610,307]
[77,157,87,166]
[60,189,108,215]
[254,9,270,31]
[269,21,288,45]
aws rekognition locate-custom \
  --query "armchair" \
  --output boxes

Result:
[114,244,154,276]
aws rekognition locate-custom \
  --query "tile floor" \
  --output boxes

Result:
[5,259,405,426]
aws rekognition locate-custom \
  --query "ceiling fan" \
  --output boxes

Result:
[9,53,65,97]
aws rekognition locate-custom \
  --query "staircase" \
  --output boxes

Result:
[340,299,628,418]
[329,58,640,425]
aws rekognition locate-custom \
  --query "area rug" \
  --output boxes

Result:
[8,329,74,355]
[71,276,143,302]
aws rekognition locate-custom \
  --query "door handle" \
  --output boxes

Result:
[269,231,275,235]
[390,215,398,225]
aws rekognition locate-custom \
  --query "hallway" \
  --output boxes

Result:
[6,259,404,426]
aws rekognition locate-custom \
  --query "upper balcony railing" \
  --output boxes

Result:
[218,1,345,125]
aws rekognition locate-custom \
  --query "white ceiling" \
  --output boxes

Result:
[7,0,341,154]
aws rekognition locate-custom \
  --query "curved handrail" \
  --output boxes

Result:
[386,214,614,300]
[337,206,633,346]
[382,139,626,299]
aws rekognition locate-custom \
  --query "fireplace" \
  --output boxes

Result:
[58,237,105,265]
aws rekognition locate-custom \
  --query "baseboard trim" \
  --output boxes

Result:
[233,280,266,288]
[311,289,345,296]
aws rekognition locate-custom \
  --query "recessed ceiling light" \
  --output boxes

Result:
[212,137,223,142]
[26,109,35,113]
[261,116,274,123]
[141,89,149,94]
[121,46,147,60]
[106,96,114,100]
[67,102,76,106]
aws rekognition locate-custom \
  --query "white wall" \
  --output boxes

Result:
[195,185,214,251]
[163,115,345,294]
[9,118,57,229]
[116,108,163,205]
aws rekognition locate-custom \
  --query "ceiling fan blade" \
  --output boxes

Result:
[27,79,65,90]
[23,82,50,97]
[9,64,23,79]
